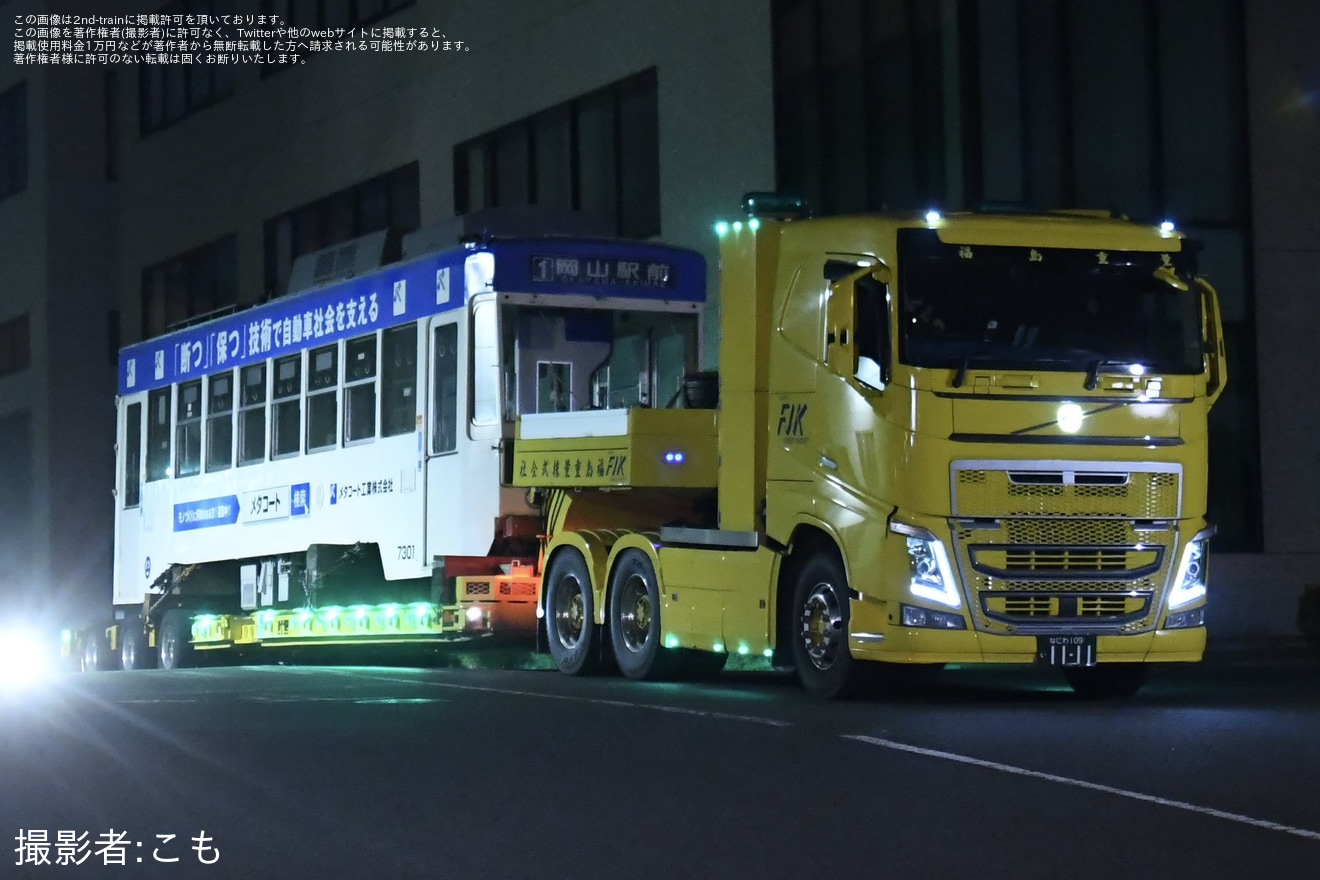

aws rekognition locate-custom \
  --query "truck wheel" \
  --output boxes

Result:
[1064,664,1147,699]
[158,610,194,671]
[544,549,602,676]
[790,551,863,698]
[119,618,156,671]
[80,629,112,673]
[608,550,668,680]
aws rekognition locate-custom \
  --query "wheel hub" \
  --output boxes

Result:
[553,575,586,649]
[618,574,652,654]
[800,581,844,670]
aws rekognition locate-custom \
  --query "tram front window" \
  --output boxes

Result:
[498,305,698,419]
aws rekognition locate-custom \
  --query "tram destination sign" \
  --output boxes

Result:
[530,254,674,289]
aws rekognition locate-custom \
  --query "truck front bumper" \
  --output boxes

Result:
[847,597,1205,664]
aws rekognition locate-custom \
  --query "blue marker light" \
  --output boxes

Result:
[663,452,685,464]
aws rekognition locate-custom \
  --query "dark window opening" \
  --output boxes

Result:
[432,324,458,454]
[141,236,238,340]
[263,162,419,300]
[454,69,659,238]
[206,371,234,472]
[344,334,377,443]
[175,380,203,478]
[306,344,338,452]
[0,81,28,201]
[146,388,172,482]
[239,363,267,465]
[123,402,142,508]
[381,324,418,437]
[272,354,301,458]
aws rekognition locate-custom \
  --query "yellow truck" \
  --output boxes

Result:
[513,196,1225,698]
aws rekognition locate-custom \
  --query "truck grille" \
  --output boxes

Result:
[950,461,1182,635]
[981,592,1152,625]
[954,467,1180,518]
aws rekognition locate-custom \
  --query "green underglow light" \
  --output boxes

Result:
[748,218,761,231]
[714,221,729,236]
[713,642,725,653]
[737,644,750,655]
[763,648,774,658]
[324,607,341,620]
[664,634,680,649]
[195,614,217,626]
[732,221,743,233]
[383,604,399,618]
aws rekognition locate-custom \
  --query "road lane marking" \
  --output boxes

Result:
[244,695,445,705]
[113,698,199,704]
[346,671,791,728]
[843,734,1320,843]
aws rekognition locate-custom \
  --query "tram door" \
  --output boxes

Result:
[423,298,502,561]
[114,400,146,605]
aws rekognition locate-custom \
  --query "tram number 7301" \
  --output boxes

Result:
[397,545,416,561]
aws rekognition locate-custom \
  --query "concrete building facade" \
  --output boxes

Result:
[1,0,1316,637]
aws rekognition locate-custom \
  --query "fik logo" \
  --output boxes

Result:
[777,403,808,438]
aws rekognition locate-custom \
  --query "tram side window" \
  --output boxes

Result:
[432,323,457,454]
[272,354,301,459]
[206,370,234,472]
[175,380,203,478]
[307,344,338,452]
[146,388,171,482]
[381,324,417,437]
[123,402,141,507]
[239,362,267,465]
[344,334,377,443]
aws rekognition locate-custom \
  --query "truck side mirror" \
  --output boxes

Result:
[1197,277,1227,408]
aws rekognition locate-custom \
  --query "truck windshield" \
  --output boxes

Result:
[897,227,1204,375]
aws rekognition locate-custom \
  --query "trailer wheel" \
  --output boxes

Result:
[544,549,602,676]
[790,551,863,698]
[79,629,112,673]
[158,610,194,671]
[119,618,156,671]
[1064,664,1147,700]
[608,550,669,680]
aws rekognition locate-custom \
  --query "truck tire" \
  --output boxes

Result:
[1064,664,1146,699]
[80,628,113,673]
[119,618,156,671]
[544,549,602,676]
[790,551,864,698]
[608,550,668,680]
[158,610,195,671]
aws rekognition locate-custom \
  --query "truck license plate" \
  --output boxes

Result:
[1037,635,1096,667]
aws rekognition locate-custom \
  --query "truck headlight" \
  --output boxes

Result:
[1168,531,1212,610]
[890,521,961,609]
[0,625,55,688]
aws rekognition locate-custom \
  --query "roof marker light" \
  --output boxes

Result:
[925,210,942,224]
[1159,220,1176,234]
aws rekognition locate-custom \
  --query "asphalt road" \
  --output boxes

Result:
[3,651,1319,879]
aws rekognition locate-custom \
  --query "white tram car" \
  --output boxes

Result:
[84,227,705,670]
